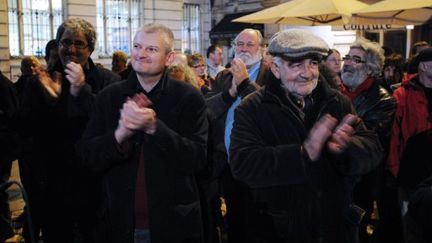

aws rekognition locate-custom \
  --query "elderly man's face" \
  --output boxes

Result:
[341,48,368,89]
[131,31,173,79]
[235,30,262,67]
[58,29,91,67]
[274,58,320,98]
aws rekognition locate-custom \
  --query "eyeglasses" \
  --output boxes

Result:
[60,39,88,49]
[343,55,366,64]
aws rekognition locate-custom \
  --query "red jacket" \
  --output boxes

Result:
[388,74,432,177]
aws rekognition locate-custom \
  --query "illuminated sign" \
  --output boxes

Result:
[343,24,392,30]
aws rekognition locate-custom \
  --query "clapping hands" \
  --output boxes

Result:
[303,114,358,161]
[115,93,156,144]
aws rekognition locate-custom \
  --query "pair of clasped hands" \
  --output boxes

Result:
[304,113,359,162]
[38,61,86,98]
[228,58,250,97]
[115,93,157,144]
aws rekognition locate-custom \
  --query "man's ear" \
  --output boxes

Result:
[418,62,426,72]
[270,62,281,79]
[165,51,176,66]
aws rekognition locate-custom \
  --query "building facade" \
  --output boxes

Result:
[1,0,212,81]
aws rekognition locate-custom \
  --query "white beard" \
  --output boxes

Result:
[235,51,262,67]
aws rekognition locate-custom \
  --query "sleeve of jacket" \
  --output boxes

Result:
[148,90,208,175]
[206,71,260,121]
[69,70,121,117]
[229,97,312,188]
[361,88,396,149]
[330,100,384,176]
[77,89,133,171]
[387,88,405,177]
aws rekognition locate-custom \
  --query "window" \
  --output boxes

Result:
[97,0,141,56]
[8,0,63,57]
[182,4,200,54]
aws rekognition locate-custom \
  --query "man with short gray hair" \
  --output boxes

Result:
[229,29,383,243]
[79,23,208,243]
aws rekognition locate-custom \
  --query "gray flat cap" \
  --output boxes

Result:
[268,29,329,58]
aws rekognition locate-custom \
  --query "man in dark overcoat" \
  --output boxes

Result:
[229,29,383,243]
[78,23,208,243]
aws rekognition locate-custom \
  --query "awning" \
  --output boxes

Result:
[210,12,264,39]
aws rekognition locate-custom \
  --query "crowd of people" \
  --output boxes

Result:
[1,17,432,243]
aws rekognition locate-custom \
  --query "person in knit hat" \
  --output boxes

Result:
[229,29,383,243]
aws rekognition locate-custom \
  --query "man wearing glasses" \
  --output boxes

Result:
[18,18,120,243]
[206,28,271,242]
[340,37,397,243]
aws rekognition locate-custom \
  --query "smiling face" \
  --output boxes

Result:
[131,31,173,81]
[341,48,369,90]
[272,57,320,99]
[58,30,91,67]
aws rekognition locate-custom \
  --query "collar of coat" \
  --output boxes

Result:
[120,68,170,97]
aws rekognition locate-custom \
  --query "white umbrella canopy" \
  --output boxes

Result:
[353,0,432,26]
[232,0,370,26]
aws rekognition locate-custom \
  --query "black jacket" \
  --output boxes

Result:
[0,72,19,166]
[229,73,383,243]
[78,70,208,243]
[350,80,396,151]
[17,58,120,220]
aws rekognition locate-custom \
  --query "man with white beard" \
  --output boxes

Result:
[340,37,397,243]
[206,28,272,242]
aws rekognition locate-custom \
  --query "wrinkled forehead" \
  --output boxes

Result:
[348,47,366,58]
[236,30,259,44]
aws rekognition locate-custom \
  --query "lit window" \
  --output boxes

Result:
[182,4,200,54]
[97,0,141,56]
[8,0,63,57]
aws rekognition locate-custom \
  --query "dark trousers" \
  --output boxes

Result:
[353,167,381,243]
[371,173,403,243]
[0,160,14,241]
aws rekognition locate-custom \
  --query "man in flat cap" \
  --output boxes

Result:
[229,29,383,243]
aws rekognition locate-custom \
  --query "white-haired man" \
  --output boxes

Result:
[206,28,272,242]
[229,29,383,243]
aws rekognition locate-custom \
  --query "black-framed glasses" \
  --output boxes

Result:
[60,39,88,49]
[343,55,366,64]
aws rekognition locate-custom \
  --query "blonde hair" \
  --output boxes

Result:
[168,64,199,89]
[20,56,41,75]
